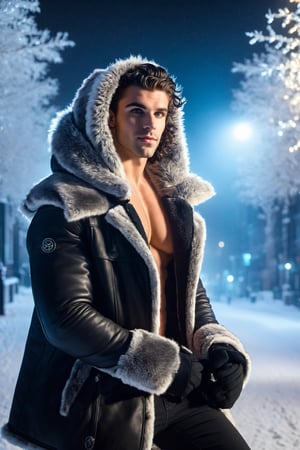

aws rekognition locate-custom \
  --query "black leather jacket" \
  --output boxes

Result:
[9,198,217,450]
[8,56,249,450]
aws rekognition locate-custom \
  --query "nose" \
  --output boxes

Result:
[143,113,156,130]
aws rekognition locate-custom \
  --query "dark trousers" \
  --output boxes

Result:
[153,396,251,450]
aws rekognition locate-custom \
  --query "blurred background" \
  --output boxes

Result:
[1,0,300,309]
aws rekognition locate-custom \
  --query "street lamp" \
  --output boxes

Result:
[284,262,292,271]
[232,122,253,141]
[226,274,234,283]
[284,262,292,286]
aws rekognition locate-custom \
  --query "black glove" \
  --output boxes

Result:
[165,347,203,402]
[203,344,246,409]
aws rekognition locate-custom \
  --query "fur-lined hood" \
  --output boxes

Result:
[22,55,215,221]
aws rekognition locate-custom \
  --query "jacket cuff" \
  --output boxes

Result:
[192,323,251,384]
[102,329,181,395]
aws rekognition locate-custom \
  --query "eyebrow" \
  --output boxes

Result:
[125,102,168,113]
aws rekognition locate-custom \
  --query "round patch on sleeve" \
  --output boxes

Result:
[41,237,56,253]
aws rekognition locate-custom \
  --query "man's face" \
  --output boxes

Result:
[108,86,170,161]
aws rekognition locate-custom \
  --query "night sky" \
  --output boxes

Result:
[36,0,283,273]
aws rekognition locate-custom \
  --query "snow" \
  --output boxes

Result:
[0,288,300,449]
[213,295,300,450]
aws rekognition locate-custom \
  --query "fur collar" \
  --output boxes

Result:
[22,55,215,221]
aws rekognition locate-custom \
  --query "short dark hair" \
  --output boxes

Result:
[110,63,185,162]
[110,63,184,114]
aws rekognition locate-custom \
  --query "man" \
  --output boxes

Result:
[8,56,251,450]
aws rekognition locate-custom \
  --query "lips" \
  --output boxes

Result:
[138,135,158,142]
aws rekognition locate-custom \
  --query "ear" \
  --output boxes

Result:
[108,110,116,128]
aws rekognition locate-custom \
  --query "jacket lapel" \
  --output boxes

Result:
[105,200,206,348]
[105,205,161,334]
[163,198,206,348]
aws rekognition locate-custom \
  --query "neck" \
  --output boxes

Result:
[122,157,148,186]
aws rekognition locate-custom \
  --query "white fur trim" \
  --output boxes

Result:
[102,329,181,395]
[192,323,251,384]
[185,212,207,349]
[105,206,161,333]
[60,360,91,417]
[23,55,215,221]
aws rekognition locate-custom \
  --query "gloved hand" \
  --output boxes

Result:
[165,346,203,402]
[202,343,246,409]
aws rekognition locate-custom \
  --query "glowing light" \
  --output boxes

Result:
[226,275,234,283]
[289,140,300,152]
[232,122,253,141]
[218,241,225,248]
[284,262,292,270]
[242,253,252,266]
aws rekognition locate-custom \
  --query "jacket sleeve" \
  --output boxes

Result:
[194,278,218,328]
[27,206,182,395]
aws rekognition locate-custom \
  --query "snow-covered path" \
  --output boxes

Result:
[213,297,300,449]
[0,288,300,449]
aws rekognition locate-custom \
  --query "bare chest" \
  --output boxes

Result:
[129,181,173,336]
[129,185,173,255]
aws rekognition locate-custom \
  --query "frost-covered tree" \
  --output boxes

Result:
[232,0,300,289]
[244,0,300,153]
[0,0,74,204]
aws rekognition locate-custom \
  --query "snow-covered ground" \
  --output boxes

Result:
[0,288,300,449]
[214,295,300,450]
